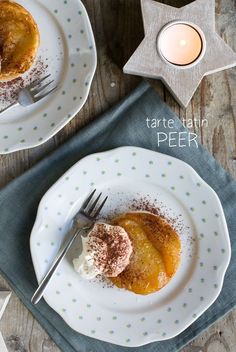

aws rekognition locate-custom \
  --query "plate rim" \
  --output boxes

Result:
[30,146,231,346]
[0,0,97,155]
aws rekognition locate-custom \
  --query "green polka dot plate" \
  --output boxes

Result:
[0,0,96,154]
[30,147,231,346]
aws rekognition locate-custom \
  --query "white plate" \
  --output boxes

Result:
[0,0,96,154]
[30,147,231,347]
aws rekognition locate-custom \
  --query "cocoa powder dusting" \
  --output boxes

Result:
[90,194,194,289]
[87,223,133,278]
[127,196,186,236]
[0,56,48,108]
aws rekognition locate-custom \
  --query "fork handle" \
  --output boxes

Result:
[0,101,19,115]
[31,225,90,305]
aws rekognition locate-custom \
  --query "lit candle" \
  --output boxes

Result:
[157,21,206,67]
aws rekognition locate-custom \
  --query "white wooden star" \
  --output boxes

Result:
[0,291,11,352]
[123,0,236,107]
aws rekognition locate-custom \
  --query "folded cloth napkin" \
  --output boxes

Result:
[0,82,235,352]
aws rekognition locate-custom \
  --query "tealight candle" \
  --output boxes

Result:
[157,21,206,67]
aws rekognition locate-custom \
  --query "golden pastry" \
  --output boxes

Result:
[111,212,181,295]
[0,1,40,82]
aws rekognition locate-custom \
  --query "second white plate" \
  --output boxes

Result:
[0,0,96,154]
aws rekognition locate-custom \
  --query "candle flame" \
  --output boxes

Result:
[180,39,187,47]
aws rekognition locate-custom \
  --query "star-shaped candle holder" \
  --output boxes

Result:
[124,0,236,107]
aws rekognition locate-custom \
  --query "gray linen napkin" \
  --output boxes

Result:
[0,82,235,352]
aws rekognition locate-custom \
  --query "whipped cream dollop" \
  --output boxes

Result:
[73,223,133,280]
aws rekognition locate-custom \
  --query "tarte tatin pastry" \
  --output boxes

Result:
[73,210,181,295]
[111,212,181,295]
[0,1,40,82]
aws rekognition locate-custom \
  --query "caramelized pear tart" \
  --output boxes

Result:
[0,1,40,82]
[111,212,181,295]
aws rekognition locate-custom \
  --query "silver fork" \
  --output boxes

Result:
[31,189,108,305]
[0,74,58,115]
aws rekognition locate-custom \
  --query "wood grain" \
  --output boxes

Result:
[0,0,235,351]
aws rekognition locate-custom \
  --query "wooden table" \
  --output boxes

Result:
[0,0,235,351]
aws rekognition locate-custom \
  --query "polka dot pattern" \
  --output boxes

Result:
[31,147,231,346]
[0,0,96,154]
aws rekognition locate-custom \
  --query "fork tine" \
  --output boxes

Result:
[87,192,102,215]
[29,74,51,90]
[93,196,108,218]
[81,189,96,211]
[33,80,54,96]
[34,85,58,102]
